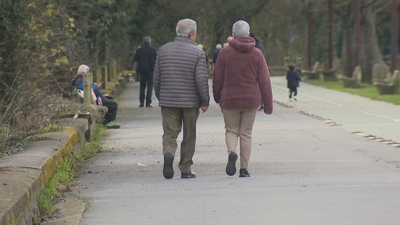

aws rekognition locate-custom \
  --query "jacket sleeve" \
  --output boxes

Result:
[72,77,77,86]
[195,51,210,107]
[257,54,273,115]
[153,53,161,100]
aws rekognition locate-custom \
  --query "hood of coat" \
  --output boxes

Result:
[229,37,255,53]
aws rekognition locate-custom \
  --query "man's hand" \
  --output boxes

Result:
[201,106,208,113]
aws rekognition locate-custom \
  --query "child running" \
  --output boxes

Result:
[286,64,302,101]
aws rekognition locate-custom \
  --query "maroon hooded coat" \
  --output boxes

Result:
[212,36,273,114]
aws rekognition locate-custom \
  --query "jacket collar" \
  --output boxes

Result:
[174,36,196,45]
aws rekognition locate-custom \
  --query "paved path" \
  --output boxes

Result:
[71,77,400,225]
[271,76,400,145]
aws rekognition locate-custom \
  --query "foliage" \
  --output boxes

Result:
[0,0,128,154]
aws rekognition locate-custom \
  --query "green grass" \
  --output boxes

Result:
[38,124,106,215]
[76,196,89,210]
[304,78,400,105]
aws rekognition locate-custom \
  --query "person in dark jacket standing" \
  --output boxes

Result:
[154,18,210,179]
[213,20,273,178]
[133,36,158,107]
[212,44,222,64]
[250,32,266,59]
[286,64,302,101]
[250,32,267,111]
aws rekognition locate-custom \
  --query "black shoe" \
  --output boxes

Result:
[226,152,238,176]
[163,153,174,179]
[239,169,250,177]
[181,171,197,179]
[139,103,144,107]
[258,105,264,111]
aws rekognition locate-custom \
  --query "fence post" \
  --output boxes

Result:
[83,73,94,104]
[107,63,112,82]
[112,59,118,78]
[101,66,108,89]
[93,68,100,84]
[117,57,123,73]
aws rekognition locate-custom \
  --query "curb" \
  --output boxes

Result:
[0,121,84,225]
[0,74,129,225]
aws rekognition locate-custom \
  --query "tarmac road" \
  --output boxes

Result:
[71,77,400,225]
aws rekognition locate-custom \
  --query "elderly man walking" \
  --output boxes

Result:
[133,36,158,107]
[154,18,210,179]
[213,20,273,178]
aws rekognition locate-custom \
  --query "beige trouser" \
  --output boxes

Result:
[161,107,199,173]
[222,108,258,170]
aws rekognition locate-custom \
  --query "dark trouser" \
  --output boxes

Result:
[289,87,298,98]
[139,72,153,105]
[161,107,200,173]
[103,97,118,123]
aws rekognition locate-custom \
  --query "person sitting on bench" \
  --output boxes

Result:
[72,64,121,129]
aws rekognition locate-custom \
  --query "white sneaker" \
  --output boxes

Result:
[289,98,294,102]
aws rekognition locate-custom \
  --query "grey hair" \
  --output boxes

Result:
[77,64,89,75]
[176,19,197,37]
[143,36,151,43]
[232,20,250,38]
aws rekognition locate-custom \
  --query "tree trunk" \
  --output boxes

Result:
[340,3,384,80]
[341,5,356,78]
[361,7,383,82]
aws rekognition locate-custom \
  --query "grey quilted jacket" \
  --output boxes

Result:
[154,37,210,108]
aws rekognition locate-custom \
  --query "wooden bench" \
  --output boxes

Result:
[301,62,320,80]
[372,62,389,83]
[269,66,287,77]
[373,70,399,94]
[321,60,340,82]
[340,66,362,88]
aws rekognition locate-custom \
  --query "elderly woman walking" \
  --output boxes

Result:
[213,20,273,177]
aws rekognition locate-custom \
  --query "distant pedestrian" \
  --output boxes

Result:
[286,64,302,101]
[154,18,210,179]
[198,44,209,64]
[213,20,273,178]
[223,36,233,48]
[213,44,222,64]
[250,32,266,59]
[133,36,158,108]
[250,32,267,111]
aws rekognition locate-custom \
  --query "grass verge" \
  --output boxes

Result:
[37,124,107,217]
[304,78,400,105]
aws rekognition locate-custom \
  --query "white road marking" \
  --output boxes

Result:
[345,123,400,127]
[272,83,344,107]
[359,110,400,123]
